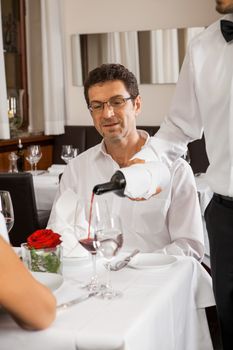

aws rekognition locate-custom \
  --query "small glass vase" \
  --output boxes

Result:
[21,243,63,274]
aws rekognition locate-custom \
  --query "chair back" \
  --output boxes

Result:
[0,172,40,246]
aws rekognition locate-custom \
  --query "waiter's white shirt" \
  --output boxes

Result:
[48,132,204,260]
[146,14,233,196]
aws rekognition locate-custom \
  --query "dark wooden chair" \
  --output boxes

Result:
[0,172,50,246]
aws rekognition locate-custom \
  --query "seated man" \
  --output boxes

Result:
[0,236,56,330]
[48,63,204,260]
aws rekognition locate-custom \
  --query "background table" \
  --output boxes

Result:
[0,255,215,350]
[33,172,60,211]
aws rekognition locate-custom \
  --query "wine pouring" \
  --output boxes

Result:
[93,161,170,199]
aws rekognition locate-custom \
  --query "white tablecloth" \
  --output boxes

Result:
[0,255,215,350]
[33,173,60,210]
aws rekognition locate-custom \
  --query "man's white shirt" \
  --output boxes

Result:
[48,131,204,260]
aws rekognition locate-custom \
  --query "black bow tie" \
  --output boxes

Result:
[220,20,233,42]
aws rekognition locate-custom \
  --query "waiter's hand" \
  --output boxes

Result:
[125,158,161,200]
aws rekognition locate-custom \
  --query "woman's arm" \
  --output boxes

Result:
[0,236,56,330]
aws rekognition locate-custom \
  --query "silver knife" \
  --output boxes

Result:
[57,291,96,310]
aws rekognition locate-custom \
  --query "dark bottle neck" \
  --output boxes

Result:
[93,170,126,196]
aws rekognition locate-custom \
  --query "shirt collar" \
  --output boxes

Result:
[99,129,150,157]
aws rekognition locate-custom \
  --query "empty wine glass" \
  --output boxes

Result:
[26,145,42,174]
[0,191,14,237]
[61,145,74,164]
[95,214,123,299]
[182,150,191,164]
[72,148,79,158]
[74,195,109,292]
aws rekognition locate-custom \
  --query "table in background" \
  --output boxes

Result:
[0,255,215,350]
[32,166,66,210]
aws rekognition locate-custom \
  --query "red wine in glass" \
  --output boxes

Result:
[79,237,97,255]
[75,193,101,291]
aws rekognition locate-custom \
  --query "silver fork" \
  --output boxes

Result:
[105,249,140,271]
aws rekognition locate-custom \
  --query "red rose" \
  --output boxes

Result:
[27,229,62,249]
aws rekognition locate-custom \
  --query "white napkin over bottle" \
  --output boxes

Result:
[121,161,170,199]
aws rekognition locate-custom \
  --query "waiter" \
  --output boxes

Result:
[137,1,233,349]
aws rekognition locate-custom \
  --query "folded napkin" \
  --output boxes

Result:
[33,174,59,185]
[47,164,66,175]
[47,189,88,258]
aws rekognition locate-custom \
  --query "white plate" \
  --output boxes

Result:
[31,271,63,291]
[128,253,177,269]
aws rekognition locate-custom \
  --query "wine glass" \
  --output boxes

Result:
[26,145,42,174]
[0,191,14,237]
[61,145,74,164]
[72,148,79,158]
[182,150,191,164]
[74,196,109,291]
[95,214,123,299]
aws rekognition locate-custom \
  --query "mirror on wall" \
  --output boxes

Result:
[71,27,204,87]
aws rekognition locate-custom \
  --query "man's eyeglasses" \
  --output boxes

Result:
[88,96,134,115]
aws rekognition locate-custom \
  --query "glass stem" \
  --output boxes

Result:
[91,253,97,281]
[106,261,112,290]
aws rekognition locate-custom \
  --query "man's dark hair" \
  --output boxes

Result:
[84,63,139,106]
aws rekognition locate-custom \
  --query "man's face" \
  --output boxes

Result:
[88,80,141,144]
[215,0,233,14]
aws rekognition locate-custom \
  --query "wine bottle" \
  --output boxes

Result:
[93,171,126,197]
[16,138,24,172]
[93,161,170,199]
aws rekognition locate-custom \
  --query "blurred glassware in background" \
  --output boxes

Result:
[182,150,191,164]
[8,152,18,173]
[7,90,24,137]
[61,145,78,164]
[26,145,42,175]
[72,148,79,158]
